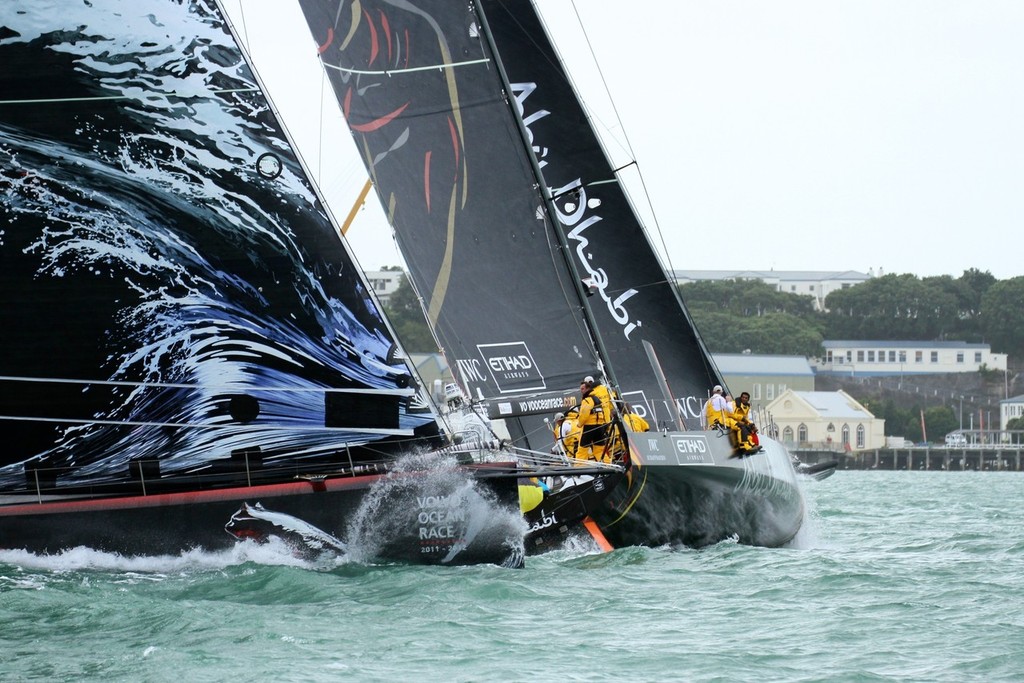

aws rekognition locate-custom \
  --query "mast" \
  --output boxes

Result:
[474,1,620,394]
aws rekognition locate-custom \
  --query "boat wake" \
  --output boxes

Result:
[786,481,825,550]
[344,452,527,568]
[0,538,317,578]
[223,451,528,566]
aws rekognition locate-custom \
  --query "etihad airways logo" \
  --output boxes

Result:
[475,341,545,394]
[511,82,641,341]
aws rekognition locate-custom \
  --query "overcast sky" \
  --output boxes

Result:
[225,0,1024,281]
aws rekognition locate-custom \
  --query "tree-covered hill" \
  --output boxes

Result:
[679,269,1023,362]
[384,268,1024,366]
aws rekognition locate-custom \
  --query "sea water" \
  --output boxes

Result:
[2,471,1022,682]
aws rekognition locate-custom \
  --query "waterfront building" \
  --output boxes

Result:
[815,340,1006,377]
[766,389,885,452]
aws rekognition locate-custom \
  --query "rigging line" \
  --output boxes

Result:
[321,57,490,76]
[233,0,250,54]
[0,414,410,434]
[0,375,414,395]
[0,88,261,106]
[319,65,325,182]
[548,161,637,200]
[545,2,679,278]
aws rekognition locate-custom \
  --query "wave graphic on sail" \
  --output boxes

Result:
[0,0,434,489]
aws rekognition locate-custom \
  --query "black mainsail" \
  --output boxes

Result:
[298,0,806,550]
[0,0,537,566]
[294,0,603,446]
[295,0,723,435]
[480,0,725,430]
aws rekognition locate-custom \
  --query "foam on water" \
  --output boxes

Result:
[786,478,828,550]
[0,537,313,578]
[344,451,527,567]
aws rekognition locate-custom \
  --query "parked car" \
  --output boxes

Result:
[944,432,967,447]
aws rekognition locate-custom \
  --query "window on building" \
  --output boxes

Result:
[975,352,982,363]
[766,384,775,400]
[791,285,796,292]
[857,351,865,362]
[956,352,964,363]
[931,351,938,363]
[783,426,794,443]
[842,424,850,445]
[868,351,875,362]
[809,285,815,291]
[778,384,786,394]
[915,351,923,363]
[752,384,761,400]
[856,424,865,448]
[846,351,852,362]
[899,351,907,363]
[889,351,896,362]
[826,350,833,362]
[798,424,808,443]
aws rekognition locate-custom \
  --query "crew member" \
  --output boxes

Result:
[608,402,649,462]
[730,391,760,454]
[577,375,614,462]
[704,384,731,430]
[621,403,650,433]
[552,406,581,461]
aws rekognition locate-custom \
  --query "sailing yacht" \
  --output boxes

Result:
[0,0,615,567]
[295,0,806,549]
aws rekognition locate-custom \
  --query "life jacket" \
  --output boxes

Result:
[578,383,613,427]
[705,395,729,428]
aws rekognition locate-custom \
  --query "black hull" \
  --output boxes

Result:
[521,468,627,553]
[592,432,805,549]
[0,467,528,567]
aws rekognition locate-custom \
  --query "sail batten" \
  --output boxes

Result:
[0,88,262,107]
[322,57,491,76]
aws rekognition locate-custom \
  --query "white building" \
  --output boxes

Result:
[1000,395,1024,432]
[672,269,872,311]
[766,389,885,452]
[364,269,403,306]
[815,340,1007,377]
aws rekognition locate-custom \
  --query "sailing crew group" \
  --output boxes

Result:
[557,378,763,460]
[704,385,762,455]
[553,376,648,463]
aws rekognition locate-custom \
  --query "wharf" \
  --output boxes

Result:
[795,447,1023,472]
